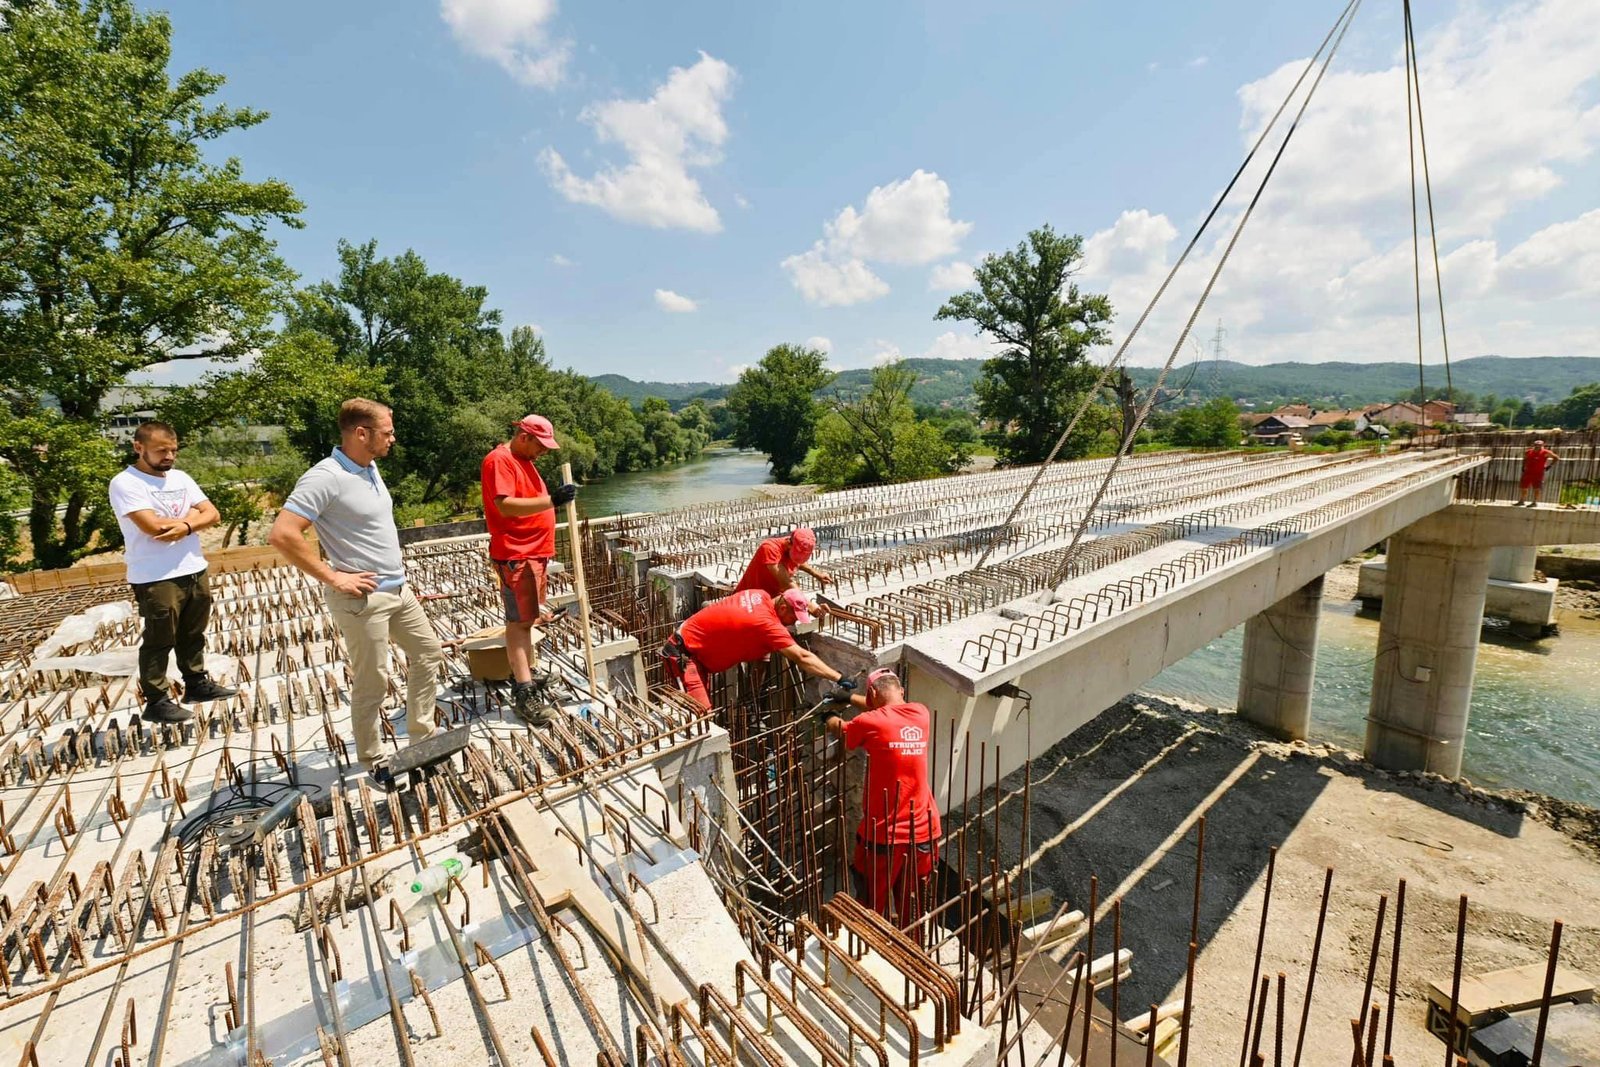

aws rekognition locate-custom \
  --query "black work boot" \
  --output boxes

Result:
[143,695,194,724]
[183,674,237,702]
[511,681,556,727]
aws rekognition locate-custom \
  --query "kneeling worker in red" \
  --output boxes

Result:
[821,669,941,926]
[662,588,849,710]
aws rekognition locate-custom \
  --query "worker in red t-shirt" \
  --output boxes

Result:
[820,668,941,926]
[480,414,578,725]
[1516,439,1560,507]
[735,527,831,597]
[662,587,849,710]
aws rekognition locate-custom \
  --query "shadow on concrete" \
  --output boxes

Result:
[944,702,1329,1031]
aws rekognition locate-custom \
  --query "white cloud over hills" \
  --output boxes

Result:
[783,170,972,306]
[542,53,735,233]
[654,288,698,313]
[1076,0,1600,366]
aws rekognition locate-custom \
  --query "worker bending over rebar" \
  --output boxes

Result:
[734,526,831,596]
[820,668,941,927]
[661,588,850,710]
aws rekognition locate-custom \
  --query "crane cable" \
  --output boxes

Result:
[1038,0,1365,598]
[1404,0,1455,418]
[965,0,1363,575]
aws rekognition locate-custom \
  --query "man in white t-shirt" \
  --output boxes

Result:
[108,421,236,723]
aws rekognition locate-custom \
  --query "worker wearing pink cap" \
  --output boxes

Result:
[481,415,578,726]
[662,588,850,711]
[735,526,831,598]
[820,668,941,926]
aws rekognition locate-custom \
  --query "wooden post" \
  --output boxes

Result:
[560,462,600,697]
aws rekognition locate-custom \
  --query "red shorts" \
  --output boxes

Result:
[1519,471,1546,490]
[492,558,549,624]
[663,654,712,710]
[850,838,937,927]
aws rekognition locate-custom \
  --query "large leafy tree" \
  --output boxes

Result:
[810,362,958,488]
[727,344,835,481]
[936,226,1112,464]
[0,0,302,567]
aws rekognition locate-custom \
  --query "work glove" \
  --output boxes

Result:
[550,482,578,506]
[824,685,855,706]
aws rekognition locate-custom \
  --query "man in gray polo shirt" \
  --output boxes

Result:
[269,398,442,775]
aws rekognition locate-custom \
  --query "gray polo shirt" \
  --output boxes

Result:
[283,447,405,589]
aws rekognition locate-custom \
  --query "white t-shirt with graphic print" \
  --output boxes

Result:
[108,467,209,584]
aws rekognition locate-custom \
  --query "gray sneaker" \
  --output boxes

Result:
[142,695,194,724]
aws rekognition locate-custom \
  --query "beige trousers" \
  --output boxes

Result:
[324,585,443,765]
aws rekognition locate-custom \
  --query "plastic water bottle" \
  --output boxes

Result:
[410,857,470,895]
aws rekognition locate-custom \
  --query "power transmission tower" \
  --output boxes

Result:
[1209,321,1226,395]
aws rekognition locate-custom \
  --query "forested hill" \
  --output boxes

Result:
[595,355,1600,410]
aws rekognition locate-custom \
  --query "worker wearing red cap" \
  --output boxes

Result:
[735,526,831,598]
[481,415,578,726]
[662,588,850,710]
[820,668,941,926]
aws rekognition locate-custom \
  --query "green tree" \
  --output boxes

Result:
[1552,383,1600,429]
[1167,399,1241,448]
[935,226,1113,464]
[0,0,303,567]
[180,428,305,547]
[726,344,834,481]
[809,363,958,488]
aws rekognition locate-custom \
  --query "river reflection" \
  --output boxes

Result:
[1150,598,1600,806]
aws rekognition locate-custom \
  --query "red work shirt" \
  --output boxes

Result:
[845,702,942,847]
[735,537,794,597]
[481,443,556,560]
[1522,447,1557,481]
[678,589,795,674]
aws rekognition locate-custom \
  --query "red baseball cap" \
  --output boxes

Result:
[788,526,816,565]
[778,588,813,624]
[513,414,559,448]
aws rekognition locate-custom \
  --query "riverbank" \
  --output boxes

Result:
[991,692,1600,1064]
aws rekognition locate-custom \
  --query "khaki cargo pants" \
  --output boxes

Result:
[324,585,443,766]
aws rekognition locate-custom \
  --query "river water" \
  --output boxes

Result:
[584,450,1600,806]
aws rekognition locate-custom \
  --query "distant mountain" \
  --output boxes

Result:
[587,374,728,406]
[1138,355,1600,407]
[591,355,1600,411]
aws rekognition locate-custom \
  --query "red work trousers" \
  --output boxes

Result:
[850,838,937,927]
[664,656,712,710]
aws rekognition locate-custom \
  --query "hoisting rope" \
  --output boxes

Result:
[1035,0,1365,598]
[967,0,1362,576]
[1403,0,1455,415]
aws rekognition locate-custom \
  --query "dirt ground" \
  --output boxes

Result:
[965,695,1600,1066]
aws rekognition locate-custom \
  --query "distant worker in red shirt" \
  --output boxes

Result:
[481,414,578,725]
[1516,439,1560,507]
[735,527,831,597]
[821,668,941,926]
[662,587,850,710]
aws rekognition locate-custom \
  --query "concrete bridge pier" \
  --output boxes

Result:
[1237,576,1323,739]
[1364,533,1492,777]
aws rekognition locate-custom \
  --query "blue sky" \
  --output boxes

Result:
[146,0,1600,385]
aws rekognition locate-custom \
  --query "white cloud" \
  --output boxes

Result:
[734,193,751,209]
[1075,0,1600,365]
[549,253,573,267]
[922,331,993,362]
[805,336,833,355]
[779,247,888,307]
[782,170,972,305]
[1189,55,1209,69]
[870,341,905,366]
[727,364,749,380]
[928,260,975,291]
[441,0,571,89]
[541,53,735,232]
[654,288,698,313]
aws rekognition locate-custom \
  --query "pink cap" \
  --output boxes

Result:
[866,667,901,707]
[788,527,816,565]
[513,414,559,448]
[778,588,813,624]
